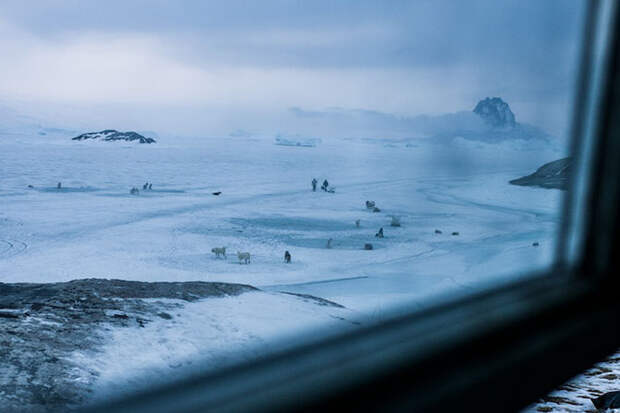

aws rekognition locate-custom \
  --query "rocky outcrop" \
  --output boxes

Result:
[72,130,156,143]
[0,279,256,412]
[509,157,571,190]
[473,97,516,128]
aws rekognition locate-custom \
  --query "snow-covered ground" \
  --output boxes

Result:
[0,131,565,399]
[525,350,620,412]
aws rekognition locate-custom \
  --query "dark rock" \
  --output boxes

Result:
[533,242,540,247]
[435,229,442,234]
[452,232,459,236]
[364,243,373,250]
[72,130,156,144]
[212,192,222,196]
[592,391,620,409]
[510,157,571,190]
[473,97,516,128]
[157,312,172,320]
[0,278,258,411]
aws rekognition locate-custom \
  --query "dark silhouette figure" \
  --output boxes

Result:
[57,182,62,189]
[321,179,329,191]
[312,178,318,192]
[284,251,291,263]
[375,227,384,238]
[143,182,148,190]
[148,183,152,190]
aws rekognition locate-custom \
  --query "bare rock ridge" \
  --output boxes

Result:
[0,279,256,412]
[509,157,572,190]
[473,97,516,128]
[72,129,156,143]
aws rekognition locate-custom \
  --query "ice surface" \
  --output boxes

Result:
[0,130,564,400]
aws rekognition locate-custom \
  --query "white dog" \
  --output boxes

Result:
[211,247,226,259]
[237,251,251,264]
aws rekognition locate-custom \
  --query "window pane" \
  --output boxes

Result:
[0,0,587,409]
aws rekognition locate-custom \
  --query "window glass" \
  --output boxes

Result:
[0,0,586,409]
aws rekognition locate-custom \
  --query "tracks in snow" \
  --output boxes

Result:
[0,239,28,259]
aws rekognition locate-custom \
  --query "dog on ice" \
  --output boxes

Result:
[237,251,251,264]
[211,247,226,259]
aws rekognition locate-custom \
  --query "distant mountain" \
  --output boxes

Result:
[473,97,516,128]
[72,130,156,144]
[136,130,159,140]
[288,99,550,144]
[509,157,571,190]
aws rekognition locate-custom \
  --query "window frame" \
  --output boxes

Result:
[85,2,620,412]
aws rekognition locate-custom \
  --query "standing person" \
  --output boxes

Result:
[375,227,384,238]
[284,251,291,263]
[148,183,152,190]
[311,178,318,192]
[57,182,62,189]
[143,182,148,190]
[322,179,329,191]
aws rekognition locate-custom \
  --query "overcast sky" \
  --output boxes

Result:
[0,0,585,137]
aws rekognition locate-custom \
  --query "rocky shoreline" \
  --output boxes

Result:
[510,157,571,190]
[0,279,257,412]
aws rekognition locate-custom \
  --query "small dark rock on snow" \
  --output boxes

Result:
[532,242,540,247]
[452,232,459,236]
[435,229,442,234]
[364,243,373,250]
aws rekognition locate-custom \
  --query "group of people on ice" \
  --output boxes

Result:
[130,182,154,195]
[312,178,334,193]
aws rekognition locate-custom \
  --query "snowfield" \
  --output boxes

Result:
[0,131,565,404]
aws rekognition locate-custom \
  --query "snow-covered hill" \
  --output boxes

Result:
[510,157,571,190]
[72,130,156,144]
